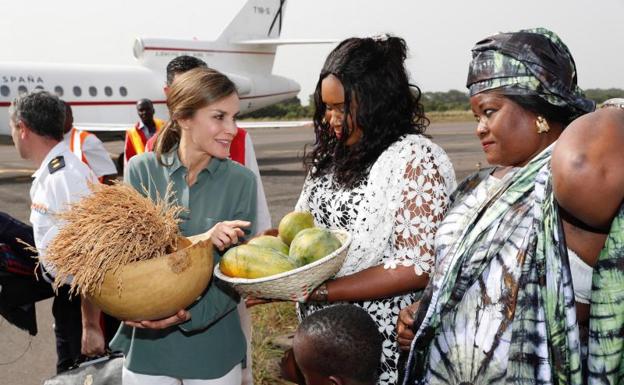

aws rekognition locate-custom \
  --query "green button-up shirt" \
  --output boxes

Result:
[110,148,257,379]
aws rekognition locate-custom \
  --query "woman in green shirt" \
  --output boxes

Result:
[111,67,257,384]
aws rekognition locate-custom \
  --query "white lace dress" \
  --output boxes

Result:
[295,134,456,385]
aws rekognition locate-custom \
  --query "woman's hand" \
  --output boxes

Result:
[210,220,251,251]
[124,309,191,330]
[397,301,420,351]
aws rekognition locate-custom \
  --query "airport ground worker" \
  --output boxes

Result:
[61,101,118,184]
[124,98,165,165]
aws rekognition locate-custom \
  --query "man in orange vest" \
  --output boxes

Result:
[61,102,118,184]
[124,99,164,165]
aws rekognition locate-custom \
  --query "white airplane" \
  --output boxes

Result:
[0,0,330,137]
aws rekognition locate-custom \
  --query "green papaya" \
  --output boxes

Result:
[248,235,289,255]
[220,244,296,279]
[289,228,342,266]
[278,211,315,245]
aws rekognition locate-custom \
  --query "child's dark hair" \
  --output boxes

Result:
[305,35,428,188]
[297,304,383,384]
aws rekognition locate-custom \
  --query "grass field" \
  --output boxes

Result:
[250,302,299,385]
[427,110,473,123]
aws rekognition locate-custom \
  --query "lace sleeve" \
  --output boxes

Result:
[385,144,452,275]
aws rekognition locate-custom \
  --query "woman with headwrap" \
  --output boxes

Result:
[397,28,624,384]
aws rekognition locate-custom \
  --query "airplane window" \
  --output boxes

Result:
[73,86,82,97]
[89,86,97,97]
[0,85,9,97]
[119,86,128,97]
[18,85,28,95]
[54,86,64,96]
[104,86,113,97]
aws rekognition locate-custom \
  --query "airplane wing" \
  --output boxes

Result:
[74,121,312,132]
[237,120,312,129]
[233,39,338,46]
[74,123,130,132]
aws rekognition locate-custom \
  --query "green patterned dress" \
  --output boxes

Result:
[403,145,624,385]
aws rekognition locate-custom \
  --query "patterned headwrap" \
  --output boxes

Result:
[466,27,595,118]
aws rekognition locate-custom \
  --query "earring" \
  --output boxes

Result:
[321,117,327,125]
[536,116,550,134]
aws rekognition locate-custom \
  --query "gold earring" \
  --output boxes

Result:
[536,116,550,134]
[321,117,327,125]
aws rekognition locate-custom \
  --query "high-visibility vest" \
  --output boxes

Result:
[125,118,165,162]
[68,127,109,183]
[68,128,91,166]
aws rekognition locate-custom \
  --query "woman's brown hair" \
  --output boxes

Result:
[155,67,237,165]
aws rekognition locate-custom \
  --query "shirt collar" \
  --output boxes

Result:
[161,146,225,176]
[32,141,68,179]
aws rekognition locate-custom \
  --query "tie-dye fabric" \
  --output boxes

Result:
[402,145,624,384]
[466,28,595,118]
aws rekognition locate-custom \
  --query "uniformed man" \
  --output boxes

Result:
[61,102,118,184]
[8,90,105,372]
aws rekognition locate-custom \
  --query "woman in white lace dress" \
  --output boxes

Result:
[293,36,456,385]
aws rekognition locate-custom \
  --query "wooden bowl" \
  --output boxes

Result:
[88,236,213,321]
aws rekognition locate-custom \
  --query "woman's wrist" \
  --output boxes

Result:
[307,281,330,302]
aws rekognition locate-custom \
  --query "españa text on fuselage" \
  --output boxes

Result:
[1,75,45,84]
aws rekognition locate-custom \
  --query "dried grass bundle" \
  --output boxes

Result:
[45,182,183,296]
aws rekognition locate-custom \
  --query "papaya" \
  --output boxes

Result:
[278,211,315,245]
[220,244,296,279]
[289,228,342,266]
[248,235,289,255]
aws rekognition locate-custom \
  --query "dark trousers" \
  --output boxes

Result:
[52,286,83,373]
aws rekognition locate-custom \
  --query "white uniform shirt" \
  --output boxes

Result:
[243,134,272,233]
[30,141,97,279]
[63,129,117,178]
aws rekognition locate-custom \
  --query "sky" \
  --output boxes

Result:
[2,0,624,103]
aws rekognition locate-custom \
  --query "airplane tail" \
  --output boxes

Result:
[134,0,289,74]
[218,0,286,42]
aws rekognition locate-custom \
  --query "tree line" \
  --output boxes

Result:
[241,88,624,119]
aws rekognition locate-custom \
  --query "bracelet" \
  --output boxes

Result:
[308,282,329,302]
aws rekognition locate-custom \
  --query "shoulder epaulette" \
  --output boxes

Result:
[48,156,65,174]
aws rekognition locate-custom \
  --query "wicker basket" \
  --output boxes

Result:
[214,229,351,302]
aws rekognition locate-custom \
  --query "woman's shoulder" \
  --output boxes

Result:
[126,152,159,173]
[223,159,255,180]
[390,134,454,169]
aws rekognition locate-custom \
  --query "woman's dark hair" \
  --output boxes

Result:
[304,35,428,188]
[505,94,579,126]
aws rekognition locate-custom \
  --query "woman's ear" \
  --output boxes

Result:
[177,118,191,131]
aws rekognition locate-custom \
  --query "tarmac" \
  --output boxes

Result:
[0,121,484,384]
